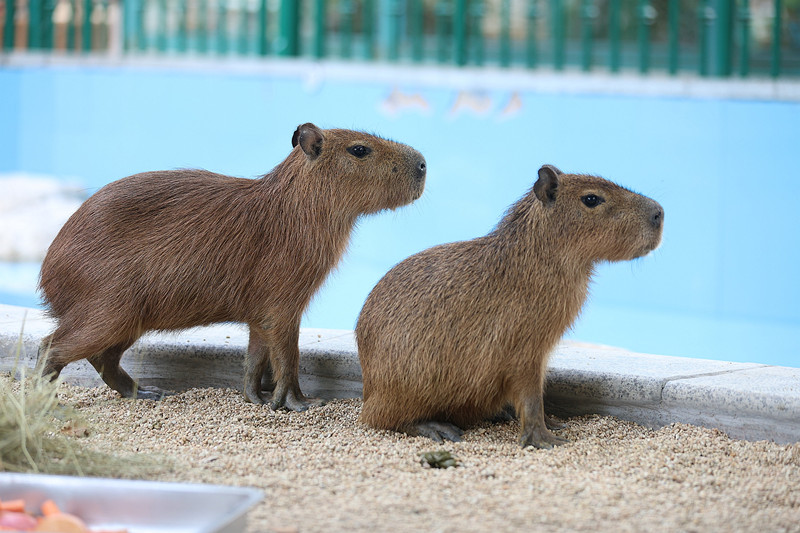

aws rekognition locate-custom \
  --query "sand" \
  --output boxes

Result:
[39,383,798,533]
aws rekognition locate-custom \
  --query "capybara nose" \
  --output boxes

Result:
[415,158,427,184]
[651,203,664,230]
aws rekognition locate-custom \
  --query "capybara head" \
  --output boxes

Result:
[290,123,426,215]
[529,165,663,263]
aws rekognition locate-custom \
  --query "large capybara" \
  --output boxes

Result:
[356,165,663,448]
[39,123,426,411]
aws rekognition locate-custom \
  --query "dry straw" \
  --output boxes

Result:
[0,321,163,477]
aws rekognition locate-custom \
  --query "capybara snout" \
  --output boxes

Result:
[39,122,426,410]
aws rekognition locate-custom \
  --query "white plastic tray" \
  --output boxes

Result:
[0,473,262,533]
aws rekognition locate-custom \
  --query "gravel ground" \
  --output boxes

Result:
[56,384,800,533]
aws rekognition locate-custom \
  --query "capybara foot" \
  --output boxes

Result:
[124,385,172,400]
[488,404,516,423]
[412,421,464,443]
[269,386,325,412]
[545,413,566,430]
[519,425,569,449]
[40,363,63,382]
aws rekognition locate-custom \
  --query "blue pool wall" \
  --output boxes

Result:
[1,60,798,367]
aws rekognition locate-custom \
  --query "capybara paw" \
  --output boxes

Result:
[243,388,268,405]
[488,404,517,423]
[269,390,326,412]
[519,427,569,449]
[40,363,63,382]
[130,385,172,401]
[544,413,566,430]
[413,421,464,443]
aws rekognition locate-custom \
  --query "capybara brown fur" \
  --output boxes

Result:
[38,122,426,410]
[356,165,663,448]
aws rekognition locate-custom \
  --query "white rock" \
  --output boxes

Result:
[0,173,87,262]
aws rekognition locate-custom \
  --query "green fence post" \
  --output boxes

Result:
[67,0,76,50]
[313,0,325,58]
[713,0,733,76]
[177,0,188,52]
[771,0,782,77]
[525,0,538,69]
[469,0,484,66]
[81,0,93,52]
[668,0,679,75]
[608,0,621,72]
[386,0,403,61]
[454,0,467,66]
[3,0,14,50]
[217,0,227,54]
[29,0,42,48]
[238,0,249,55]
[552,0,565,70]
[136,0,146,51]
[499,0,510,67]
[196,0,208,53]
[258,0,268,56]
[736,0,750,77]
[156,0,168,52]
[698,0,711,76]
[42,0,56,49]
[410,0,423,62]
[435,0,451,64]
[637,0,654,74]
[278,0,299,56]
[338,0,353,58]
[363,0,376,60]
[580,0,596,71]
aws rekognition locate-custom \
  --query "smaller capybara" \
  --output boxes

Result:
[39,123,426,411]
[356,165,663,448]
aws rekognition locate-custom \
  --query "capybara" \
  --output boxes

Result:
[38,122,426,411]
[356,165,663,447]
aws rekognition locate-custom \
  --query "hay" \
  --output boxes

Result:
[0,333,164,477]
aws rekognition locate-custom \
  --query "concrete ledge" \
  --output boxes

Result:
[2,304,798,444]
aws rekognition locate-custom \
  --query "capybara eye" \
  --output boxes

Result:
[347,145,372,158]
[581,194,604,208]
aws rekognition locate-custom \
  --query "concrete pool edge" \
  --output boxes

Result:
[2,303,798,445]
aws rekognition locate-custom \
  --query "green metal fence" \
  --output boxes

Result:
[2,0,799,78]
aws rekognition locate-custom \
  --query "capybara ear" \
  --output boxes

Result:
[534,165,560,206]
[292,123,324,160]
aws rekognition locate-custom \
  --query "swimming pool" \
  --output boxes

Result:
[1,57,798,367]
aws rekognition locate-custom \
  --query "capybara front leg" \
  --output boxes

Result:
[518,393,568,449]
[269,326,324,412]
[244,326,272,404]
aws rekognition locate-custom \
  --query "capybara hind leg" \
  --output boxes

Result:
[88,342,170,400]
[244,326,272,404]
[410,421,464,443]
[518,393,568,449]
[38,335,65,381]
[267,324,324,412]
